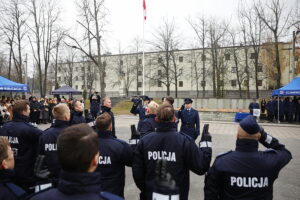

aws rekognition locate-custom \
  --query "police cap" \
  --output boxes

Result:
[239,115,260,135]
[184,98,193,104]
[142,95,150,101]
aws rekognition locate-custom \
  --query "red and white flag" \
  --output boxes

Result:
[143,0,147,20]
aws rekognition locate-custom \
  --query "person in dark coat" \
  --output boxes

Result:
[260,98,266,114]
[90,92,101,119]
[248,99,260,115]
[138,101,159,136]
[95,113,133,197]
[0,137,27,200]
[135,96,151,131]
[70,100,85,125]
[29,124,123,200]
[295,98,300,122]
[100,97,116,137]
[178,98,200,140]
[34,103,70,187]
[266,98,274,122]
[162,96,179,129]
[0,100,42,193]
[286,98,296,123]
[30,97,41,124]
[132,104,212,200]
[204,115,292,200]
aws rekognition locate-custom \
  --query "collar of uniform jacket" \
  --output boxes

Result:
[58,170,102,195]
[12,114,30,123]
[101,106,111,112]
[235,139,258,152]
[97,130,114,139]
[156,122,177,132]
[0,169,15,183]
[52,120,70,129]
[145,114,156,119]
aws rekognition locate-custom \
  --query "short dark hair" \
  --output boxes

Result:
[13,100,29,116]
[165,96,174,105]
[57,124,99,173]
[96,112,112,131]
[157,104,175,123]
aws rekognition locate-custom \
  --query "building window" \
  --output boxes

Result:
[81,76,84,81]
[244,79,249,86]
[258,80,263,86]
[231,80,237,87]
[58,77,61,81]
[138,82,142,87]
[75,85,78,90]
[201,54,206,61]
[75,67,78,71]
[58,67,61,72]
[120,60,123,66]
[179,81,183,87]
[81,67,84,72]
[138,71,142,76]
[158,70,162,76]
[225,53,230,60]
[179,56,183,62]
[219,80,224,86]
[103,61,106,67]
[82,85,85,89]
[158,57,162,63]
[158,80,162,87]
[231,67,237,73]
[250,53,257,59]
[257,64,263,72]
[64,77,66,81]
[64,69,67,73]
[139,59,142,64]
[201,81,206,87]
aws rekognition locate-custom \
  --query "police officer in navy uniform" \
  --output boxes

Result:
[0,100,42,193]
[69,100,86,125]
[34,103,71,187]
[248,99,260,115]
[29,124,123,200]
[178,98,200,140]
[90,91,101,119]
[132,104,212,200]
[138,101,159,136]
[100,97,116,137]
[0,137,27,200]
[204,115,292,200]
[266,97,274,122]
[135,96,150,131]
[95,113,133,197]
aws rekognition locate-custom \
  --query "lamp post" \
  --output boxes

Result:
[24,53,28,98]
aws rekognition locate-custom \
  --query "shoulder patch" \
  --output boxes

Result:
[216,150,233,158]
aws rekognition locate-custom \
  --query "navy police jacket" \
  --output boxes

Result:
[70,110,86,125]
[38,120,69,179]
[138,114,159,136]
[100,106,116,137]
[29,171,123,200]
[0,170,27,200]
[96,130,133,197]
[0,114,42,187]
[178,108,200,140]
[248,102,260,115]
[204,137,292,200]
[132,122,212,200]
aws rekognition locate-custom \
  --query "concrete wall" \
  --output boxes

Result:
[174,98,253,110]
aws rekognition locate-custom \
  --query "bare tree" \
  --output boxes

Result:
[64,48,76,87]
[130,37,142,95]
[0,0,27,82]
[170,51,183,98]
[65,0,107,97]
[188,16,208,97]
[51,31,65,89]
[148,19,180,96]
[207,18,229,97]
[255,0,290,88]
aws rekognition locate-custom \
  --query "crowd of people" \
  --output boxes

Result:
[0,93,293,200]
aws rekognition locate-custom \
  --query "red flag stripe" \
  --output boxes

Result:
[143,0,146,20]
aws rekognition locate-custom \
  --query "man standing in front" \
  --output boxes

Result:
[178,98,200,140]
[204,115,292,200]
[100,97,116,137]
[133,104,212,200]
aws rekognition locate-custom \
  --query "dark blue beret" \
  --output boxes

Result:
[239,115,260,134]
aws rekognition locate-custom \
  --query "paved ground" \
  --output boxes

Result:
[39,115,300,200]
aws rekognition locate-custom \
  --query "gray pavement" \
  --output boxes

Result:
[38,116,300,200]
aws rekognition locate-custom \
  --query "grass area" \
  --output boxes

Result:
[112,100,133,115]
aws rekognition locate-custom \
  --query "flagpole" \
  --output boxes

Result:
[142,11,145,96]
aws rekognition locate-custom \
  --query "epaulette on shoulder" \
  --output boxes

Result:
[263,148,277,153]
[216,150,233,158]
[26,186,54,199]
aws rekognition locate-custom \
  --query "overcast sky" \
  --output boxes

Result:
[60,0,294,54]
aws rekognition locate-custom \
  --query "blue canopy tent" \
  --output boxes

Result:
[0,76,29,92]
[272,76,300,123]
[51,85,82,95]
